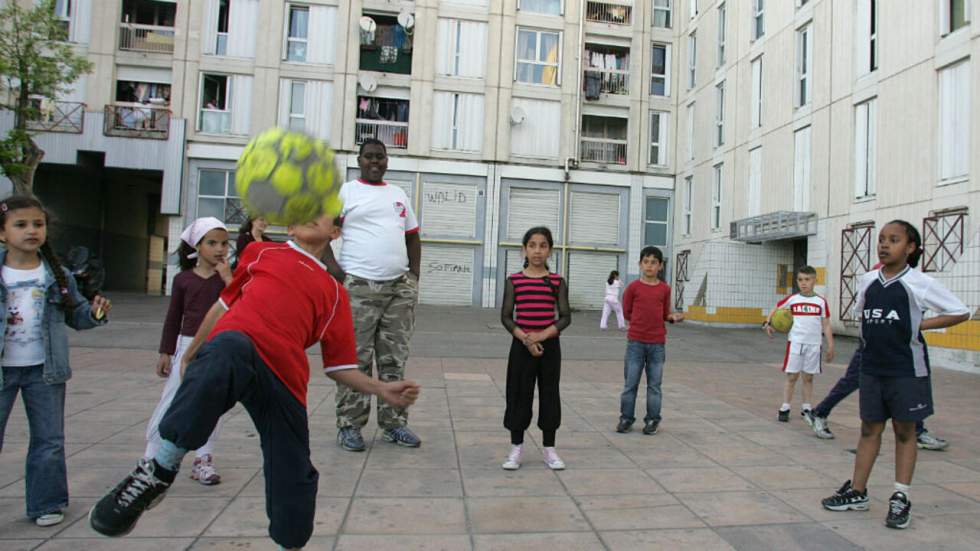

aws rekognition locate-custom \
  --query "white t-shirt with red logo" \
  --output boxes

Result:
[775,293,830,345]
[338,179,420,281]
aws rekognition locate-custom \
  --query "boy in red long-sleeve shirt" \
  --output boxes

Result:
[616,246,684,435]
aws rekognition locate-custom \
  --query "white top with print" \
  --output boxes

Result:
[2,265,47,367]
[337,179,420,281]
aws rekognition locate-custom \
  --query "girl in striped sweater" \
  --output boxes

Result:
[499,226,571,471]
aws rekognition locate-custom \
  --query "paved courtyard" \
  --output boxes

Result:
[2,296,980,550]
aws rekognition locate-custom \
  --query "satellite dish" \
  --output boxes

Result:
[397,10,415,30]
[358,73,378,92]
[359,16,377,33]
[510,105,527,125]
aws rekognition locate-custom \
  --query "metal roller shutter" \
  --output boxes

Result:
[506,187,561,241]
[569,191,620,245]
[420,182,478,238]
[420,246,475,305]
[567,252,620,309]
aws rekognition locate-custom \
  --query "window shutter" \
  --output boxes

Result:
[202,0,219,55]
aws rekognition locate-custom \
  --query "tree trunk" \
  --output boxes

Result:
[9,137,43,197]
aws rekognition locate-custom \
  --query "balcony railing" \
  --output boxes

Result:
[355,120,409,149]
[199,109,231,135]
[104,104,171,139]
[584,69,630,96]
[119,23,175,53]
[585,1,633,25]
[580,138,628,165]
[27,101,84,134]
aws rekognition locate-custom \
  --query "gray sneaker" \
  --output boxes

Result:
[337,427,366,452]
[382,426,421,448]
[803,410,834,439]
[916,430,949,451]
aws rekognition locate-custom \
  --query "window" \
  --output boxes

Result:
[286,5,309,62]
[870,0,877,71]
[644,196,670,247]
[712,164,722,230]
[651,43,670,96]
[216,0,229,55]
[751,56,762,128]
[198,169,247,226]
[584,44,630,96]
[748,147,761,215]
[794,126,811,211]
[939,60,970,182]
[717,3,726,66]
[683,176,693,235]
[360,14,413,74]
[516,28,561,86]
[941,0,969,35]
[518,0,562,15]
[922,209,967,272]
[687,32,696,89]
[53,0,71,36]
[433,92,485,153]
[287,81,305,131]
[796,25,812,107]
[200,74,230,134]
[753,0,765,40]
[356,97,409,148]
[686,102,695,160]
[689,0,697,19]
[580,115,628,165]
[649,111,668,165]
[653,0,672,28]
[437,19,489,78]
[854,98,877,198]
[715,81,725,147]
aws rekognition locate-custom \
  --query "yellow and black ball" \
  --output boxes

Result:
[235,128,343,226]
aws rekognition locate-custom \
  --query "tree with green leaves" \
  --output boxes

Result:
[0,0,92,195]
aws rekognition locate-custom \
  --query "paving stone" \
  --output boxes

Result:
[344,497,467,535]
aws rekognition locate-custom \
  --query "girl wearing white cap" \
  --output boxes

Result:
[144,217,232,485]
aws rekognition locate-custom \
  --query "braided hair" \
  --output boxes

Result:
[0,196,77,309]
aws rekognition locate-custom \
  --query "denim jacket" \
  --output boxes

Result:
[0,249,106,386]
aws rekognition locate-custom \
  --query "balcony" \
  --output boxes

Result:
[580,138,627,165]
[730,211,818,242]
[199,109,231,135]
[355,120,408,149]
[104,104,171,139]
[119,23,175,54]
[27,101,84,134]
[585,0,633,25]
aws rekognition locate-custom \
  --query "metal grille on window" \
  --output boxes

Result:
[922,210,967,272]
[674,250,689,311]
[839,223,874,321]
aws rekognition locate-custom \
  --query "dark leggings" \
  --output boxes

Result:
[504,337,561,447]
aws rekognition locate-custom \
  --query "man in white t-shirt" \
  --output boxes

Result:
[764,266,835,423]
[324,139,422,451]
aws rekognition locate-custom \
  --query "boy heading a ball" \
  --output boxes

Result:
[764,266,835,423]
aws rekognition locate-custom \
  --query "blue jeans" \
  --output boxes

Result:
[0,365,68,518]
[620,341,665,424]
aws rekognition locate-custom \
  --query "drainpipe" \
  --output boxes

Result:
[568,0,585,180]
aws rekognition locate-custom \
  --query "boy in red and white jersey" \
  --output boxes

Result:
[765,265,835,423]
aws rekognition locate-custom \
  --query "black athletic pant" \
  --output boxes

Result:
[504,337,561,446]
[159,331,318,549]
[813,347,925,434]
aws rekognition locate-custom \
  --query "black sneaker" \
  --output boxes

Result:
[821,480,870,511]
[642,420,660,435]
[886,491,911,529]
[337,427,366,452]
[778,409,790,422]
[615,419,633,433]
[89,459,175,537]
[382,426,422,448]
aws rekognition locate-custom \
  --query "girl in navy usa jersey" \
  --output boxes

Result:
[821,220,970,530]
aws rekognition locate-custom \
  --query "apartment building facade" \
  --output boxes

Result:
[2,0,682,307]
[673,0,979,368]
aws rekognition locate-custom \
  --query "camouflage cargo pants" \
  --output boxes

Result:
[335,272,418,429]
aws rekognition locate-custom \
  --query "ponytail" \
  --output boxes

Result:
[177,241,197,271]
[40,242,77,310]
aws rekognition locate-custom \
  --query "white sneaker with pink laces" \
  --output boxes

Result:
[543,447,565,470]
[501,445,523,470]
[190,454,221,485]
